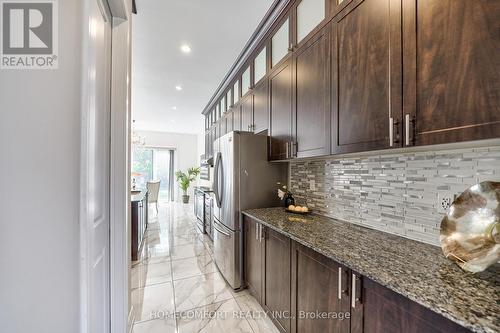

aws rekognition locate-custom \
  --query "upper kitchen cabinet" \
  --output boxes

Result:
[233,104,242,131]
[402,0,500,147]
[269,57,293,161]
[294,24,331,158]
[272,17,292,68]
[233,79,240,105]
[227,88,233,109]
[331,0,402,154]
[253,79,269,134]
[254,46,268,85]
[242,66,252,97]
[241,92,254,132]
[295,0,327,46]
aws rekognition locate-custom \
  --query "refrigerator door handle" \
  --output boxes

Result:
[213,152,221,207]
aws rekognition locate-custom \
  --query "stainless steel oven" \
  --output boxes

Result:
[194,189,205,233]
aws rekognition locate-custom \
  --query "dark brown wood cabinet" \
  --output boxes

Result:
[204,0,500,160]
[241,93,254,132]
[263,227,291,333]
[233,104,242,131]
[253,79,269,134]
[402,0,500,147]
[291,242,346,333]
[351,277,471,333]
[269,57,294,160]
[244,216,264,303]
[294,25,331,158]
[331,0,402,154]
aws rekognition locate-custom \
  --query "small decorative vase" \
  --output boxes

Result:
[182,195,190,204]
[284,193,295,207]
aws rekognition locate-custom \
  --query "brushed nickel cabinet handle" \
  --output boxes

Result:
[285,142,290,159]
[389,117,394,147]
[405,114,410,146]
[255,222,259,240]
[338,267,342,300]
[351,273,356,308]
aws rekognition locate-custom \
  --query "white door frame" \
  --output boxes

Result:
[80,0,132,332]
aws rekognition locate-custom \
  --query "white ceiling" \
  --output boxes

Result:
[132,0,274,135]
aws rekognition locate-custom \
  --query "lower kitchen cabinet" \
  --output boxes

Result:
[243,215,473,333]
[351,277,471,333]
[291,242,348,333]
[263,227,291,333]
[244,215,264,302]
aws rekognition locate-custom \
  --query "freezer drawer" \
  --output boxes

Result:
[213,218,242,289]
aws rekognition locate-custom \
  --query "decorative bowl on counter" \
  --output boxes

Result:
[285,205,312,215]
[440,181,500,273]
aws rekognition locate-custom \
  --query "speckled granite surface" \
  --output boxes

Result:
[243,208,500,333]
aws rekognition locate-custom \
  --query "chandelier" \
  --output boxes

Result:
[132,120,146,146]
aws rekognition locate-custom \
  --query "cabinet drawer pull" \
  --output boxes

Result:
[389,117,394,147]
[255,223,259,240]
[338,267,342,300]
[351,273,357,308]
[405,114,411,146]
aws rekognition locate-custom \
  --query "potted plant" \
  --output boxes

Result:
[175,167,200,204]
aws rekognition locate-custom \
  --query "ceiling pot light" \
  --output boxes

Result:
[175,85,182,91]
[172,106,177,110]
[180,44,191,53]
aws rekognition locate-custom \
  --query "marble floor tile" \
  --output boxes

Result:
[170,242,210,261]
[177,298,253,333]
[169,232,204,247]
[132,318,176,333]
[131,261,172,289]
[132,254,170,268]
[171,255,217,281]
[235,294,281,333]
[174,272,234,312]
[132,282,175,322]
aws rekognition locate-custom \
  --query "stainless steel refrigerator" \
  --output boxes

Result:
[212,131,285,289]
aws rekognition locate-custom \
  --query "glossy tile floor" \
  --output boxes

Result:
[131,202,280,333]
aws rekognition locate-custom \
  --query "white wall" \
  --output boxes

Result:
[136,130,199,200]
[0,0,83,332]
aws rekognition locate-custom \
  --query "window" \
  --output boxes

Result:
[132,147,174,202]
[272,18,289,67]
[233,80,240,104]
[254,47,267,83]
[242,66,251,96]
[297,0,325,43]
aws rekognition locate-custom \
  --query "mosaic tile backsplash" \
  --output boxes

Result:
[290,145,500,246]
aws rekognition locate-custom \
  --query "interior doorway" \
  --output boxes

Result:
[132,147,175,202]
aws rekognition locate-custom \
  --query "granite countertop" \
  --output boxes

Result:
[242,208,499,333]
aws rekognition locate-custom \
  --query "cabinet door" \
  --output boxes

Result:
[244,216,263,302]
[264,227,291,333]
[241,93,254,132]
[332,0,402,154]
[233,104,242,131]
[269,58,293,160]
[253,79,269,134]
[226,110,234,133]
[294,25,331,158]
[352,277,472,333]
[403,0,500,146]
[291,241,344,333]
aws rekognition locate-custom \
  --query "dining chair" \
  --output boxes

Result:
[147,181,161,213]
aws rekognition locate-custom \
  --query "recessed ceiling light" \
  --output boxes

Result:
[180,44,191,53]
[175,85,182,91]
[172,106,177,110]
